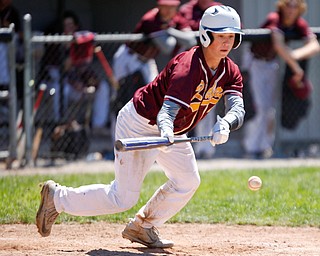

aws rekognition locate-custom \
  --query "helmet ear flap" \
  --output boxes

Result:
[233,34,242,49]
[199,27,211,48]
[207,32,213,45]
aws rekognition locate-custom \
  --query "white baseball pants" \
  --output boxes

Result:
[243,58,279,154]
[54,101,200,228]
[112,44,158,83]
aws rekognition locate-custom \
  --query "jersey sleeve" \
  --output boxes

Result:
[296,17,315,40]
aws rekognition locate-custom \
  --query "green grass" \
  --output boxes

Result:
[1,167,319,226]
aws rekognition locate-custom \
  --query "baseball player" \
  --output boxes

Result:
[36,5,245,248]
[179,0,222,31]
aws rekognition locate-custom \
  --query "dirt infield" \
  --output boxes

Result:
[1,158,320,255]
[1,222,319,255]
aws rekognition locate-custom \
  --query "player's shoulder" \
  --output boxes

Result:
[267,11,279,19]
[262,12,279,27]
[140,8,159,21]
[295,16,310,29]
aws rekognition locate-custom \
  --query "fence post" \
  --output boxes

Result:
[23,14,33,167]
[6,24,17,169]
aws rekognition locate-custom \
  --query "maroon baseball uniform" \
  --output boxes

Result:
[133,45,243,134]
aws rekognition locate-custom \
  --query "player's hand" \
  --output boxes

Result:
[160,127,174,144]
[210,115,230,146]
[159,127,174,153]
[291,68,304,85]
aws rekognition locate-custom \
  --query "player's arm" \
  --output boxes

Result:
[271,29,304,81]
[157,100,181,143]
[210,94,245,146]
[291,35,320,60]
[223,94,245,131]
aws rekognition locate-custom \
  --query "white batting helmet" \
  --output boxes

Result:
[199,5,244,49]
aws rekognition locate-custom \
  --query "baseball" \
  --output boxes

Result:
[248,176,262,191]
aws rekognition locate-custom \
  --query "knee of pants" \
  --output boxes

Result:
[116,191,140,211]
[174,172,201,193]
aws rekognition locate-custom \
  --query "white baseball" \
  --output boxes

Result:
[248,176,262,191]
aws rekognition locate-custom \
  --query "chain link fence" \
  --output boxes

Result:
[2,15,320,169]
[0,24,18,167]
[30,37,122,166]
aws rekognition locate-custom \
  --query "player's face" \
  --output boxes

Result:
[208,33,235,58]
[158,5,178,22]
[63,17,78,35]
[281,0,300,26]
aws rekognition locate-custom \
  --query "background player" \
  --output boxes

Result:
[179,0,222,31]
[36,5,245,248]
[242,0,320,158]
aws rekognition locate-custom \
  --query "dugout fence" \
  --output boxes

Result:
[3,14,320,169]
[0,24,18,169]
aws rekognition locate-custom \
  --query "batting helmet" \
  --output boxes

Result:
[199,5,244,49]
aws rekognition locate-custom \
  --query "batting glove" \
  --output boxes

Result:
[158,127,174,153]
[210,115,230,146]
[160,127,174,144]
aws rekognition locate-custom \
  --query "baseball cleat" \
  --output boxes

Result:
[36,180,60,237]
[122,219,174,248]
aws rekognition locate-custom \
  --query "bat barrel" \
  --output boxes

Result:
[115,135,213,152]
[115,137,170,152]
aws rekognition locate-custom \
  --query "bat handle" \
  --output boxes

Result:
[174,135,213,143]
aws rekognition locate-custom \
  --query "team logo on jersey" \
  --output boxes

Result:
[190,80,223,112]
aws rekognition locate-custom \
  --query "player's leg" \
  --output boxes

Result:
[243,59,278,157]
[138,139,200,227]
[36,101,158,236]
[91,79,110,129]
[112,44,142,81]
[140,58,159,83]
[122,139,200,248]
[54,102,159,214]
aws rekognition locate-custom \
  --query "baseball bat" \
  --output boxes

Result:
[31,127,43,165]
[17,83,47,167]
[94,46,119,89]
[115,135,214,152]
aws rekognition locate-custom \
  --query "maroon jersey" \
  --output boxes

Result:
[179,0,222,31]
[251,12,314,60]
[127,8,190,59]
[133,46,243,135]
